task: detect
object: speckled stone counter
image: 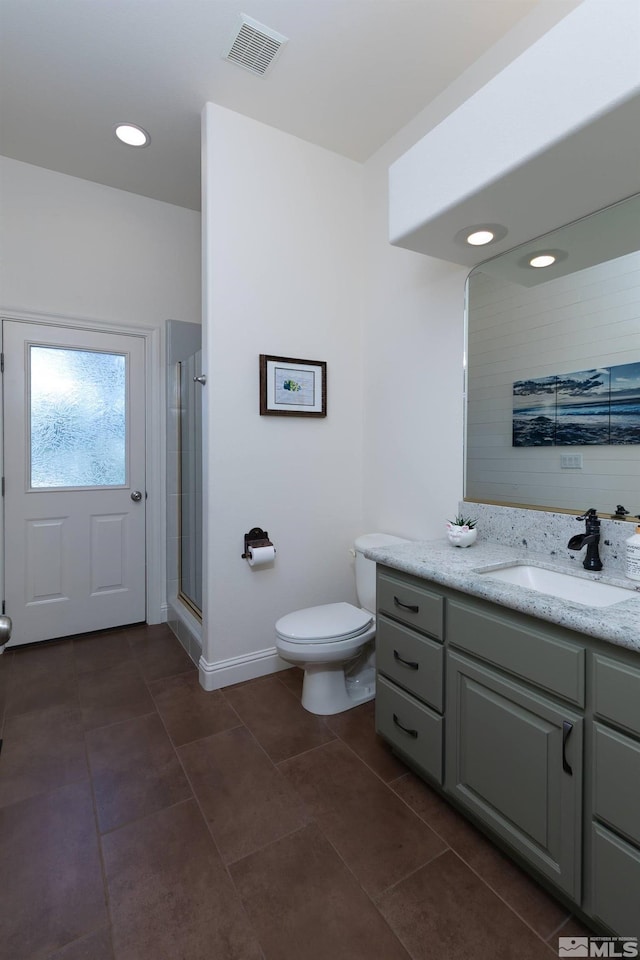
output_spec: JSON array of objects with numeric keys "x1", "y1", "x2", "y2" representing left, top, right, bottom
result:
[{"x1": 365, "y1": 538, "x2": 640, "y2": 653}]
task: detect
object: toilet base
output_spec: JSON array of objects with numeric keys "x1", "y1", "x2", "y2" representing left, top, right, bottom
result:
[{"x1": 301, "y1": 662, "x2": 375, "y2": 715}]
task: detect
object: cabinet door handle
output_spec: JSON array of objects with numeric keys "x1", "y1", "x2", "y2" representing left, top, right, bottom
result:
[
  {"x1": 562, "y1": 720, "x2": 573, "y2": 775},
  {"x1": 393, "y1": 595, "x2": 419, "y2": 614},
  {"x1": 393, "y1": 650, "x2": 419, "y2": 670},
  {"x1": 392, "y1": 713, "x2": 418, "y2": 738}
]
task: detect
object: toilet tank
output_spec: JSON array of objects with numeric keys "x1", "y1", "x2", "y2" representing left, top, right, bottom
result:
[{"x1": 354, "y1": 533, "x2": 409, "y2": 613}]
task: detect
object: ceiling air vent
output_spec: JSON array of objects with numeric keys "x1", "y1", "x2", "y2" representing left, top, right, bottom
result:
[{"x1": 222, "y1": 14, "x2": 288, "y2": 76}]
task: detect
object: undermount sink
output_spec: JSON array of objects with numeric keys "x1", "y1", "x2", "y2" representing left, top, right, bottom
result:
[{"x1": 478, "y1": 564, "x2": 637, "y2": 608}]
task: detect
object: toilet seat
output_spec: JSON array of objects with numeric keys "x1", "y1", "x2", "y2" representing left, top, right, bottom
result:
[{"x1": 275, "y1": 602, "x2": 373, "y2": 644}]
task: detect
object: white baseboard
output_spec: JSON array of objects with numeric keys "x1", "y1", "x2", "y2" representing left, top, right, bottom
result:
[{"x1": 198, "y1": 646, "x2": 290, "y2": 691}]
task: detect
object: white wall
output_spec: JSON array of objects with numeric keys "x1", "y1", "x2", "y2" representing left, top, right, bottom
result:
[
  {"x1": 0, "y1": 156, "x2": 202, "y2": 626},
  {"x1": 200, "y1": 104, "x2": 366, "y2": 685},
  {"x1": 359, "y1": 0, "x2": 640, "y2": 542},
  {"x1": 0, "y1": 157, "x2": 201, "y2": 327},
  {"x1": 388, "y1": 0, "x2": 640, "y2": 262},
  {"x1": 355, "y1": 0, "x2": 583, "y2": 542},
  {"x1": 361, "y1": 148, "x2": 467, "y2": 540}
]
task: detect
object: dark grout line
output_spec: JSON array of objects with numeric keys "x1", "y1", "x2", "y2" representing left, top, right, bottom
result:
[
  {"x1": 447, "y1": 847, "x2": 568, "y2": 950},
  {"x1": 373, "y1": 845, "x2": 451, "y2": 903}
]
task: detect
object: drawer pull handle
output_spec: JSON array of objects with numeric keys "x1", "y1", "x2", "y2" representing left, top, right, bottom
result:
[
  {"x1": 562, "y1": 720, "x2": 573, "y2": 775},
  {"x1": 393, "y1": 650, "x2": 419, "y2": 670},
  {"x1": 393, "y1": 595, "x2": 419, "y2": 614},
  {"x1": 393, "y1": 713, "x2": 418, "y2": 739}
]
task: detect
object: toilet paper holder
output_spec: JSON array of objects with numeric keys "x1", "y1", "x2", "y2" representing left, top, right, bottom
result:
[{"x1": 242, "y1": 527, "x2": 274, "y2": 559}]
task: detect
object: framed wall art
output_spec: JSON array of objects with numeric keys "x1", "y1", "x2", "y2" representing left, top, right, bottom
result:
[{"x1": 259, "y1": 355, "x2": 327, "y2": 417}]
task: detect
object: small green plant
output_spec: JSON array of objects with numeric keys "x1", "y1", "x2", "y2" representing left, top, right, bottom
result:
[{"x1": 448, "y1": 514, "x2": 478, "y2": 529}]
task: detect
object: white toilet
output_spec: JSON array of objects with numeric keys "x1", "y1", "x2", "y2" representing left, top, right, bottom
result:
[{"x1": 275, "y1": 533, "x2": 408, "y2": 715}]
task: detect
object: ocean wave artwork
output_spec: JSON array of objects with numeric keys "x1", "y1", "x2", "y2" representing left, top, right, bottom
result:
[{"x1": 513, "y1": 362, "x2": 640, "y2": 446}]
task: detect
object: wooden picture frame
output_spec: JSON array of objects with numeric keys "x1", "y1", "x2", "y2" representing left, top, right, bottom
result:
[{"x1": 259, "y1": 355, "x2": 327, "y2": 417}]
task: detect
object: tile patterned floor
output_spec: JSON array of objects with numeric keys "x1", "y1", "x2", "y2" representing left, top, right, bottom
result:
[{"x1": 0, "y1": 624, "x2": 593, "y2": 960}]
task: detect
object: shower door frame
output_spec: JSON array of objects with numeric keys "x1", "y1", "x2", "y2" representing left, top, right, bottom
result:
[{"x1": 177, "y1": 355, "x2": 203, "y2": 621}]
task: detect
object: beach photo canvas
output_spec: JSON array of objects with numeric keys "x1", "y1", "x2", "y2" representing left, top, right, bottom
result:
[
  {"x1": 609, "y1": 361, "x2": 640, "y2": 444},
  {"x1": 554, "y1": 368, "x2": 610, "y2": 445},
  {"x1": 512, "y1": 362, "x2": 640, "y2": 447},
  {"x1": 512, "y1": 375, "x2": 557, "y2": 446}
]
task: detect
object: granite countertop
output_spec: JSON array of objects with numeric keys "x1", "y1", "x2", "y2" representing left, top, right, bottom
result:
[{"x1": 365, "y1": 539, "x2": 640, "y2": 653}]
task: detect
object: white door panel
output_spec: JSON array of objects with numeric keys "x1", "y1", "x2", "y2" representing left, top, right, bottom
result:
[{"x1": 3, "y1": 321, "x2": 146, "y2": 646}]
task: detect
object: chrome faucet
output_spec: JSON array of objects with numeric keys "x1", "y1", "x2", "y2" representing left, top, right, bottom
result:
[{"x1": 567, "y1": 508, "x2": 603, "y2": 571}]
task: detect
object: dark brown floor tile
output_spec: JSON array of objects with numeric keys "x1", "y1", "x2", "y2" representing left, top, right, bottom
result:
[
  {"x1": 86, "y1": 713, "x2": 192, "y2": 834},
  {"x1": 10, "y1": 638, "x2": 75, "y2": 680},
  {"x1": 102, "y1": 799, "x2": 263, "y2": 960},
  {"x1": 73, "y1": 632, "x2": 135, "y2": 678},
  {"x1": 127, "y1": 626, "x2": 195, "y2": 683},
  {"x1": 149, "y1": 672, "x2": 241, "y2": 746},
  {"x1": 46, "y1": 927, "x2": 114, "y2": 960},
  {"x1": 392, "y1": 772, "x2": 570, "y2": 938},
  {"x1": 326, "y1": 700, "x2": 409, "y2": 782},
  {"x1": 553, "y1": 915, "x2": 598, "y2": 940},
  {"x1": 0, "y1": 649, "x2": 14, "y2": 725},
  {"x1": 231, "y1": 824, "x2": 411, "y2": 960},
  {"x1": 125, "y1": 622, "x2": 174, "y2": 644},
  {"x1": 6, "y1": 640, "x2": 78, "y2": 719},
  {"x1": 78, "y1": 660, "x2": 155, "y2": 730},
  {"x1": 5, "y1": 673, "x2": 79, "y2": 720},
  {"x1": 223, "y1": 675, "x2": 335, "y2": 763},
  {"x1": 277, "y1": 666, "x2": 304, "y2": 697},
  {"x1": 0, "y1": 704, "x2": 88, "y2": 808},
  {"x1": 378, "y1": 849, "x2": 555, "y2": 960},
  {"x1": 280, "y1": 739, "x2": 446, "y2": 897},
  {"x1": 0, "y1": 781, "x2": 107, "y2": 960},
  {"x1": 179, "y1": 725, "x2": 311, "y2": 863}
]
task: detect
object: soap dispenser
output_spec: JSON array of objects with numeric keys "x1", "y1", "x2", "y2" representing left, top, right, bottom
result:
[{"x1": 625, "y1": 525, "x2": 640, "y2": 581}]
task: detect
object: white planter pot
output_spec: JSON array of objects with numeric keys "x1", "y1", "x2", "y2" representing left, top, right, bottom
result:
[{"x1": 446, "y1": 526, "x2": 478, "y2": 548}]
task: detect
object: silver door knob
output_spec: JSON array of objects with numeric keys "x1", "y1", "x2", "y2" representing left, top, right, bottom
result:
[
  {"x1": 131, "y1": 490, "x2": 143, "y2": 502},
  {"x1": 193, "y1": 375, "x2": 207, "y2": 385},
  {"x1": 0, "y1": 615, "x2": 12, "y2": 648}
]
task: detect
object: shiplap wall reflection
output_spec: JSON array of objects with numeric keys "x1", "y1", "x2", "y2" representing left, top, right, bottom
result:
[{"x1": 466, "y1": 250, "x2": 640, "y2": 515}]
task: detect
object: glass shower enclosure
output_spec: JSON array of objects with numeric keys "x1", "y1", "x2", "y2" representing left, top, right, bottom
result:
[{"x1": 177, "y1": 349, "x2": 203, "y2": 617}]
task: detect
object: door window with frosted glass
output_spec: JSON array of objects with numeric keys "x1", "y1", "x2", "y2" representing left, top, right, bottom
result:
[{"x1": 29, "y1": 345, "x2": 127, "y2": 488}]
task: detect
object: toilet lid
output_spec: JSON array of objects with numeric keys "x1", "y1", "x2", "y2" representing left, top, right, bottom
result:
[{"x1": 276, "y1": 602, "x2": 373, "y2": 643}]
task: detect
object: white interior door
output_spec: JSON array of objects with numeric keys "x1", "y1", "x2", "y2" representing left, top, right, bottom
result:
[{"x1": 3, "y1": 320, "x2": 147, "y2": 646}]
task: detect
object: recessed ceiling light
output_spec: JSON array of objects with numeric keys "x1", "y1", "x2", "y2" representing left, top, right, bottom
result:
[
  {"x1": 454, "y1": 223, "x2": 508, "y2": 248},
  {"x1": 529, "y1": 254, "x2": 557, "y2": 268},
  {"x1": 114, "y1": 123, "x2": 150, "y2": 147},
  {"x1": 467, "y1": 230, "x2": 494, "y2": 246}
]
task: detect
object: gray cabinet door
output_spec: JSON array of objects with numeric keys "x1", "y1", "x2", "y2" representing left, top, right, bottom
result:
[
  {"x1": 591, "y1": 823, "x2": 640, "y2": 938},
  {"x1": 446, "y1": 650, "x2": 583, "y2": 901}
]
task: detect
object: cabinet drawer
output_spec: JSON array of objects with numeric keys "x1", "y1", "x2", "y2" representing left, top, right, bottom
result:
[
  {"x1": 593, "y1": 654, "x2": 640, "y2": 738},
  {"x1": 593, "y1": 723, "x2": 640, "y2": 847},
  {"x1": 375, "y1": 675, "x2": 443, "y2": 784},
  {"x1": 377, "y1": 570, "x2": 443, "y2": 638},
  {"x1": 377, "y1": 615, "x2": 443, "y2": 711},
  {"x1": 448, "y1": 599, "x2": 585, "y2": 706},
  {"x1": 591, "y1": 823, "x2": 640, "y2": 938}
]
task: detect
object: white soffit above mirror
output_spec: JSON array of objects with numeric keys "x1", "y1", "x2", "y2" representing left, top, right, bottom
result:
[
  {"x1": 389, "y1": 0, "x2": 640, "y2": 268},
  {"x1": 478, "y1": 194, "x2": 640, "y2": 288}
]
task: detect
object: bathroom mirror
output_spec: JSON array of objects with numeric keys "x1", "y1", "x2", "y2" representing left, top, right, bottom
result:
[{"x1": 464, "y1": 193, "x2": 640, "y2": 519}]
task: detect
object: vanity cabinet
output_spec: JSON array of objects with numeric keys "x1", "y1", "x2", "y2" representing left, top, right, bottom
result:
[
  {"x1": 589, "y1": 654, "x2": 640, "y2": 936},
  {"x1": 375, "y1": 562, "x2": 640, "y2": 936},
  {"x1": 375, "y1": 570, "x2": 445, "y2": 784}
]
